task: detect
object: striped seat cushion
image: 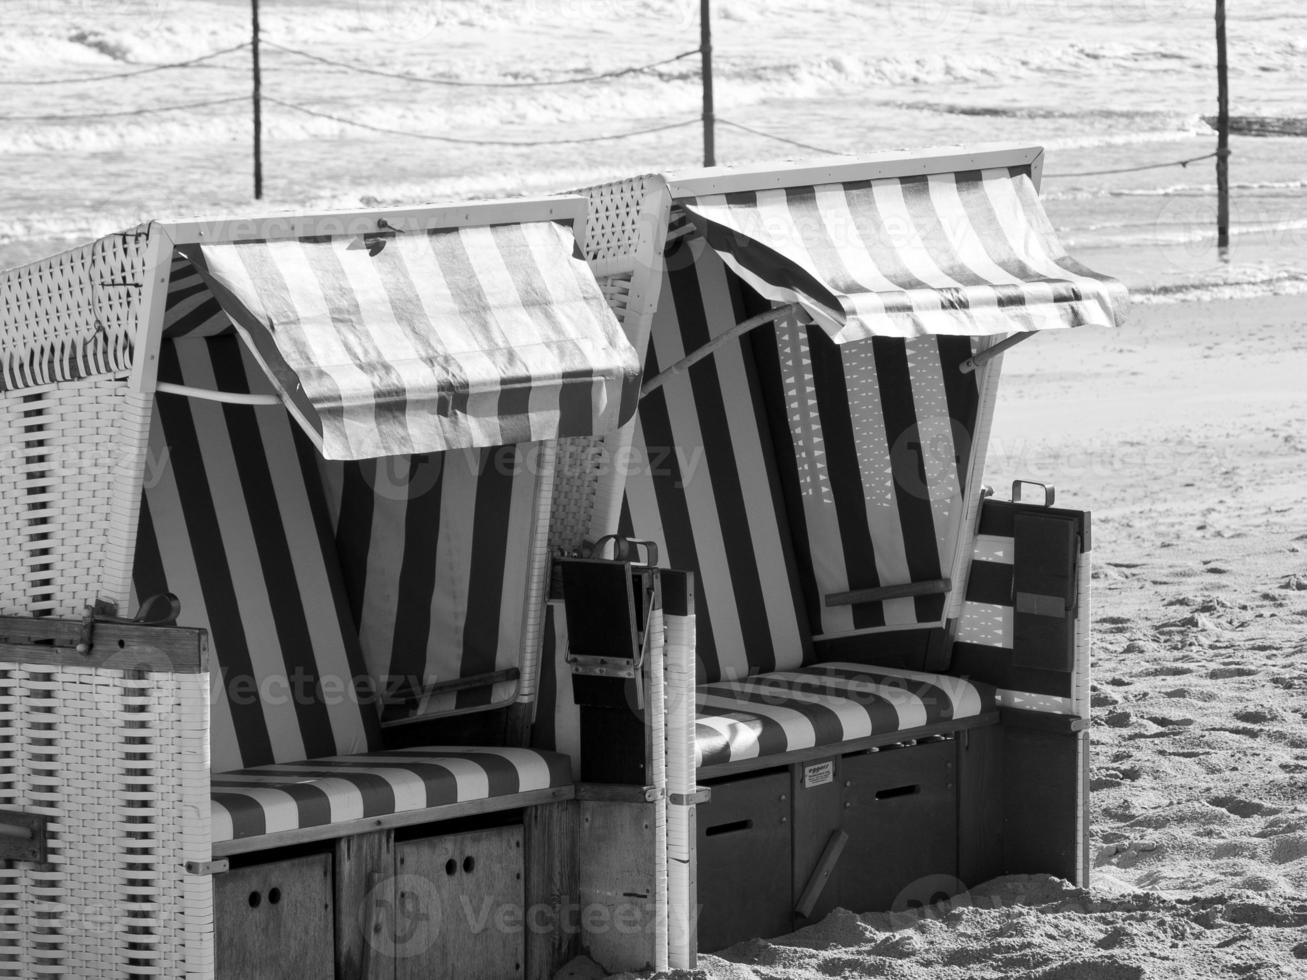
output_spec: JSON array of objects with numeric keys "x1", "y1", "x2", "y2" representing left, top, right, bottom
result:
[
  {"x1": 695, "y1": 663, "x2": 997, "y2": 769},
  {"x1": 211, "y1": 747, "x2": 572, "y2": 844}
]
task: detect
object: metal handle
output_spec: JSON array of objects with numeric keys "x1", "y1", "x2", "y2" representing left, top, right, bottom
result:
[{"x1": 1011, "y1": 480, "x2": 1055, "y2": 508}]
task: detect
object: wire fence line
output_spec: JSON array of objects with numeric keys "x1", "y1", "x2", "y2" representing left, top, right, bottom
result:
[
  {"x1": 264, "y1": 40, "x2": 700, "y2": 88},
  {"x1": 266, "y1": 97, "x2": 700, "y2": 146},
  {"x1": 0, "y1": 35, "x2": 1244, "y2": 179},
  {"x1": 0, "y1": 42, "x2": 252, "y2": 86}
]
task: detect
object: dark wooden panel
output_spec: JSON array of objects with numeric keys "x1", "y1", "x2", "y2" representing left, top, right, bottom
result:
[
  {"x1": 839, "y1": 741, "x2": 958, "y2": 913},
  {"x1": 1011, "y1": 513, "x2": 1079, "y2": 673},
  {"x1": 334, "y1": 830, "x2": 394, "y2": 980},
  {"x1": 950, "y1": 642, "x2": 1074, "y2": 698},
  {"x1": 1002, "y1": 727, "x2": 1088, "y2": 885},
  {"x1": 0, "y1": 616, "x2": 206, "y2": 672},
  {"x1": 791, "y1": 757, "x2": 843, "y2": 927},
  {"x1": 577, "y1": 800, "x2": 660, "y2": 972},
  {"x1": 659, "y1": 569, "x2": 696, "y2": 618},
  {"x1": 964, "y1": 560, "x2": 1013, "y2": 606},
  {"x1": 524, "y1": 801, "x2": 579, "y2": 980},
  {"x1": 957, "y1": 724, "x2": 1004, "y2": 888},
  {"x1": 696, "y1": 770, "x2": 793, "y2": 952},
  {"x1": 396, "y1": 827, "x2": 525, "y2": 980},
  {"x1": 976, "y1": 499, "x2": 1091, "y2": 552},
  {"x1": 215, "y1": 853, "x2": 334, "y2": 980}
]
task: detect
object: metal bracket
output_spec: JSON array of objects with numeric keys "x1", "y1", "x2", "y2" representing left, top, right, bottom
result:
[
  {"x1": 567, "y1": 654, "x2": 637, "y2": 679},
  {"x1": 185, "y1": 858, "x2": 230, "y2": 876},
  {"x1": 668, "y1": 786, "x2": 712, "y2": 806},
  {"x1": 0, "y1": 810, "x2": 49, "y2": 863}
]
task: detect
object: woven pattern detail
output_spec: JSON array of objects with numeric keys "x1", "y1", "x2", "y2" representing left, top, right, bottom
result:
[
  {"x1": 598, "y1": 272, "x2": 633, "y2": 324},
  {"x1": 0, "y1": 232, "x2": 149, "y2": 392},
  {"x1": 0, "y1": 663, "x2": 212, "y2": 978},
  {"x1": 579, "y1": 175, "x2": 658, "y2": 264},
  {"x1": 548, "y1": 436, "x2": 608, "y2": 556},
  {"x1": 0, "y1": 377, "x2": 139, "y2": 618}
]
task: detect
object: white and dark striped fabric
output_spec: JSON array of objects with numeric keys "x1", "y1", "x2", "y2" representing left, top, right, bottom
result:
[
  {"x1": 695, "y1": 663, "x2": 996, "y2": 769},
  {"x1": 756, "y1": 317, "x2": 980, "y2": 635},
  {"x1": 210, "y1": 746, "x2": 572, "y2": 844},
  {"x1": 317, "y1": 445, "x2": 540, "y2": 722},
  {"x1": 132, "y1": 336, "x2": 380, "y2": 773},
  {"x1": 180, "y1": 220, "x2": 640, "y2": 460},
  {"x1": 680, "y1": 167, "x2": 1128, "y2": 344},
  {"x1": 619, "y1": 241, "x2": 811, "y2": 684}
]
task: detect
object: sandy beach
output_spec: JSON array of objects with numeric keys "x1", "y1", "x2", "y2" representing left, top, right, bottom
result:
[{"x1": 585, "y1": 292, "x2": 1307, "y2": 980}]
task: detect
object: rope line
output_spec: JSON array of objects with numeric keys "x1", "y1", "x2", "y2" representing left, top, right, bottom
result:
[
  {"x1": 0, "y1": 42, "x2": 251, "y2": 86},
  {"x1": 0, "y1": 96, "x2": 247, "y2": 122},
  {"x1": 717, "y1": 118, "x2": 844, "y2": 156},
  {"x1": 267, "y1": 97, "x2": 698, "y2": 145},
  {"x1": 1044, "y1": 152, "x2": 1219, "y2": 178},
  {"x1": 264, "y1": 41, "x2": 700, "y2": 87}
]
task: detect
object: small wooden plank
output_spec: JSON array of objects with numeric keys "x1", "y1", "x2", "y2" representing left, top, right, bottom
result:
[
  {"x1": 957, "y1": 724, "x2": 1004, "y2": 888},
  {"x1": 397, "y1": 826, "x2": 525, "y2": 980},
  {"x1": 215, "y1": 853, "x2": 334, "y2": 980},
  {"x1": 0, "y1": 810, "x2": 47, "y2": 863},
  {"x1": 795, "y1": 830, "x2": 848, "y2": 919},
  {"x1": 826, "y1": 578, "x2": 950, "y2": 608},
  {"x1": 577, "y1": 800, "x2": 660, "y2": 973},
  {"x1": 334, "y1": 830, "x2": 394, "y2": 980},
  {"x1": 0, "y1": 616, "x2": 206, "y2": 672},
  {"x1": 524, "y1": 801, "x2": 580, "y2": 980},
  {"x1": 575, "y1": 783, "x2": 659, "y2": 804},
  {"x1": 213, "y1": 786, "x2": 573, "y2": 858},
  {"x1": 1002, "y1": 726, "x2": 1088, "y2": 885}
]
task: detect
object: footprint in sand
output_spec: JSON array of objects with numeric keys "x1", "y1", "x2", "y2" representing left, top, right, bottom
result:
[{"x1": 1208, "y1": 666, "x2": 1260, "y2": 679}]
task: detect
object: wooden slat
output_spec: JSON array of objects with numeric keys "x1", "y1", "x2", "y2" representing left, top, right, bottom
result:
[
  {"x1": 0, "y1": 616, "x2": 207, "y2": 672},
  {"x1": 524, "y1": 801, "x2": 580, "y2": 980},
  {"x1": 334, "y1": 830, "x2": 394, "y2": 980},
  {"x1": 825, "y1": 578, "x2": 951, "y2": 608},
  {"x1": 212, "y1": 786, "x2": 574, "y2": 858}
]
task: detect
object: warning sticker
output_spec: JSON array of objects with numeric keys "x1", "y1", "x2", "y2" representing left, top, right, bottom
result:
[{"x1": 803, "y1": 761, "x2": 834, "y2": 789}]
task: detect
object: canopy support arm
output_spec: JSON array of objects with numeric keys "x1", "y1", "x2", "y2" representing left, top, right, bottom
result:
[
  {"x1": 640, "y1": 303, "x2": 803, "y2": 399},
  {"x1": 960, "y1": 332, "x2": 1033, "y2": 374},
  {"x1": 155, "y1": 381, "x2": 282, "y2": 406}
]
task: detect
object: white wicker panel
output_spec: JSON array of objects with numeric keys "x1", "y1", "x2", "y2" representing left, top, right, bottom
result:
[
  {"x1": 0, "y1": 377, "x2": 141, "y2": 619},
  {"x1": 579, "y1": 175, "x2": 659, "y2": 266},
  {"x1": 0, "y1": 663, "x2": 211, "y2": 979},
  {"x1": 0, "y1": 232, "x2": 147, "y2": 393},
  {"x1": 548, "y1": 436, "x2": 608, "y2": 557}
]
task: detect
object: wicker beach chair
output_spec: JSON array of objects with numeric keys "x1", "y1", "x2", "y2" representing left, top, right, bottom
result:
[
  {"x1": 0, "y1": 197, "x2": 645, "y2": 978},
  {"x1": 545, "y1": 146, "x2": 1128, "y2": 967}
]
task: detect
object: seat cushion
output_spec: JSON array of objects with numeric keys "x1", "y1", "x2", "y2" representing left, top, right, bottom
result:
[
  {"x1": 210, "y1": 747, "x2": 572, "y2": 845},
  {"x1": 695, "y1": 662, "x2": 997, "y2": 769}
]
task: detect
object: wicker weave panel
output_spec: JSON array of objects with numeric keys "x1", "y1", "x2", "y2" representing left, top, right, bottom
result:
[
  {"x1": 579, "y1": 175, "x2": 659, "y2": 265},
  {"x1": 548, "y1": 436, "x2": 609, "y2": 557},
  {"x1": 0, "y1": 663, "x2": 211, "y2": 978},
  {"x1": 0, "y1": 377, "x2": 142, "y2": 619},
  {"x1": 0, "y1": 232, "x2": 148, "y2": 393}
]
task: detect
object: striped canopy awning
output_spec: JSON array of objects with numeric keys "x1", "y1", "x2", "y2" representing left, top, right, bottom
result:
[
  {"x1": 678, "y1": 167, "x2": 1128, "y2": 344},
  {"x1": 178, "y1": 220, "x2": 640, "y2": 460}
]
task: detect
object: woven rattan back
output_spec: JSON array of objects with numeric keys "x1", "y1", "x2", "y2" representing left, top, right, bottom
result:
[
  {"x1": 550, "y1": 175, "x2": 669, "y2": 556},
  {"x1": 0, "y1": 230, "x2": 156, "y2": 618}
]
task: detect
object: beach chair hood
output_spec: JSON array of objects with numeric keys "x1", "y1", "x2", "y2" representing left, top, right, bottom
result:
[
  {"x1": 676, "y1": 165, "x2": 1128, "y2": 343},
  {"x1": 165, "y1": 216, "x2": 640, "y2": 460}
]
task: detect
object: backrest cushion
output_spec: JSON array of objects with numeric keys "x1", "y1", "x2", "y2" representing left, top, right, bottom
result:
[
  {"x1": 132, "y1": 336, "x2": 379, "y2": 773},
  {"x1": 752, "y1": 321, "x2": 981, "y2": 636},
  {"x1": 317, "y1": 444, "x2": 540, "y2": 721},
  {"x1": 619, "y1": 239, "x2": 810, "y2": 684}
]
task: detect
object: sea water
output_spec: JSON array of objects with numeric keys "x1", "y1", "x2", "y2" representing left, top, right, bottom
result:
[{"x1": 1, "y1": 0, "x2": 1304, "y2": 298}]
